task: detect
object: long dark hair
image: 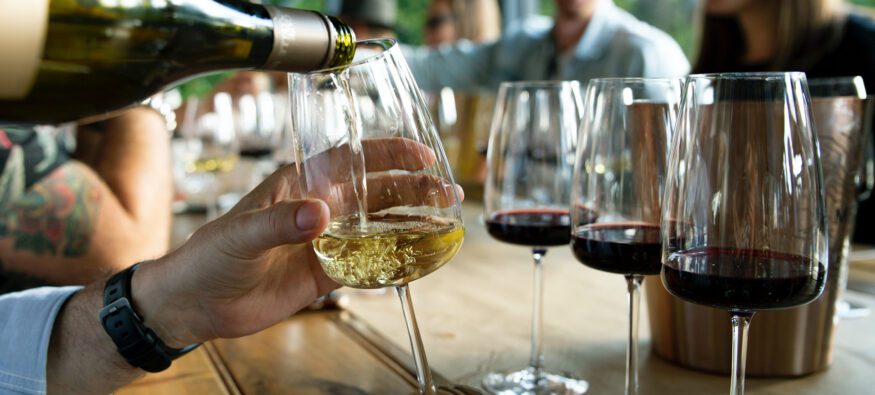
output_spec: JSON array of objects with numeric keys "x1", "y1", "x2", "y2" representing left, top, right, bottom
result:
[{"x1": 693, "y1": 0, "x2": 846, "y2": 73}]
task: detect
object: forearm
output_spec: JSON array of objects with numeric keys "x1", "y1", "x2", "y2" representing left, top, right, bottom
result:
[
  {"x1": 1, "y1": 162, "x2": 167, "y2": 285},
  {"x1": 46, "y1": 282, "x2": 143, "y2": 395},
  {"x1": 90, "y1": 107, "x2": 172, "y2": 250},
  {"x1": 45, "y1": 258, "x2": 192, "y2": 394}
]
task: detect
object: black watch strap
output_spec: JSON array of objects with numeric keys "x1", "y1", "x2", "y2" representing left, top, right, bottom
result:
[{"x1": 99, "y1": 263, "x2": 199, "y2": 373}]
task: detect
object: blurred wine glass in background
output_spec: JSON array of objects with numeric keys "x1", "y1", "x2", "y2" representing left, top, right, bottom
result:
[
  {"x1": 808, "y1": 76, "x2": 873, "y2": 320},
  {"x1": 175, "y1": 87, "x2": 239, "y2": 219}
]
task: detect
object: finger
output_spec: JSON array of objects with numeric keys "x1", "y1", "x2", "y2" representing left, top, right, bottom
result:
[
  {"x1": 305, "y1": 137, "x2": 438, "y2": 182},
  {"x1": 223, "y1": 199, "x2": 329, "y2": 254},
  {"x1": 327, "y1": 174, "x2": 462, "y2": 214},
  {"x1": 235, "y1": 138, "x2": 437, "y2": 212},
  {"x1": 232, "y1": 165, "x2": 300, "y2": 213}
]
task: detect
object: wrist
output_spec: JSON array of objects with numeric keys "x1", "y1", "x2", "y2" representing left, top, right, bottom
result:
[{"x1": 130, "y1": 260, "x2": 201, "y2": 348}]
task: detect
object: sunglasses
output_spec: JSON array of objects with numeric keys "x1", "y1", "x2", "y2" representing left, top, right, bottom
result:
[{"x1": 425, "y1": 13, "x2": 455, "y2": 29}]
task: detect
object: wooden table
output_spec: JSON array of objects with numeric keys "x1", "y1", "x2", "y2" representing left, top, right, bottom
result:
[{"x1": 118, "y1": 203, "x2": 875, "y2": 394}]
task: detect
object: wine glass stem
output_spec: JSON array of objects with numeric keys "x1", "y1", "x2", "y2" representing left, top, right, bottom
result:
[
  {"x1": 205, "y1": 173, "x2": 221, "y2": 221},
  {"x1": 625, "y1": 274, "x2": 644, "y2": 395},
  {"x1": 396, "y1": 284, "x2": 436, "y2": 395},
  {"x1": 730, "y1": 312, "x2": 754, "y2": 395},
  {"x1": 528, "y1": 248, "x2": 547, "y2": 377}
]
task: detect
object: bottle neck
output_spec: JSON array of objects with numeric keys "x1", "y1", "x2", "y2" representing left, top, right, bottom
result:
[
  {"x1": 262, "y1": 7, "x2": 334, "y2": 72},
  {"x1": 262, "y1": 7, "x2": 356, "y2": 72}
]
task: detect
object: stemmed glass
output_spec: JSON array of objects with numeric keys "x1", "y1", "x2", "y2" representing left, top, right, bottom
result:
[
  {"x1": 289, "y1": 39, "x2": 464, "y2": 395},
  {"x1": 808, "y1": 77, "x2": 872, "y2": 320},
  {"x1": 570, "y1": 78, "x2": 681, "y2": 395},
  {"x1": 661, "y1": 72, "x2": 828, "y2": 395},
  {"x1": 483, "y1": 81, "x2": 589, "y2": 394},
  {"x1": 177, "y1": 89, "x2": 239, "y2": 218}
]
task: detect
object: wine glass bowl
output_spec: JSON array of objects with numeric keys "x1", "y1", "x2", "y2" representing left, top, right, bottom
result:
[
  {"x1": 218, "y1": 71, "x2": 284, "y2": 159},
  {"x1": 570, "y1": 78, "x2": 682, "y2": 395},
  {"x1": 314, "y1": 210, "x2": 464, "y2": 289},
  {"x1": 289, "y1": 38, "x2": 463, "y2": 394},
  {"x1": 660, "y1": 72, "x2": 828, "y2": 395},
  {"x1": 482, "y1": 80, "x2": 588, "y2": 394},
  {"x1": 178, "y1": 91, "x2": 239, "y2": 175},
  {"x1": 808, "y1": 76, "x2": 872, "y2": 320}
]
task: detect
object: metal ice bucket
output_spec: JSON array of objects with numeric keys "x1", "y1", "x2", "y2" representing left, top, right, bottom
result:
[{"x1": 645, "y1": 92, "x2": 873, "y2": 376}]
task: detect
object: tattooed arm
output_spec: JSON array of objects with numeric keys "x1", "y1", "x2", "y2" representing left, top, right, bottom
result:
[{"x1": 0, "y1": 108, "x2": 172, "y2": 285}]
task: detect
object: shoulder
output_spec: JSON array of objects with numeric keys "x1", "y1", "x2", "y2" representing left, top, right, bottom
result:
[
  {"x1": 844, "y1": 12, "x2": 875, "y2": 46},
  {"x1": 599, "y1": 5, "x2": 690, "y2": 76},
  {"x1": 603, "y1": 5, "x2": 683, "y2": 55},
  {"x1": 501, "y1": 15, "x2": 551, "y2": 42},
  {"x1": 838, "y1": 12, "x2": 875, "y2": 72}
]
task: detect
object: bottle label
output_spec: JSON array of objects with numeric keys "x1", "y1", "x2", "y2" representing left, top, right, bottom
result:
[{"x1": 0, "y1": 0, "x2": 49, "y2": 99}]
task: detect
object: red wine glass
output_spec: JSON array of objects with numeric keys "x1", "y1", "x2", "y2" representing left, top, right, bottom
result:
[
  {"x1": 570, "y1": 78, "x2": 682, "y2": 395},
  {"x1": 661, "y1": 72, "x2": 828, "y2": 395},
  {"x1": 808, "y1": 76, "x2": 871, "y2": 320},
  {"x1": 483, "y1": 81, "x2": 588, "y2": 394}
]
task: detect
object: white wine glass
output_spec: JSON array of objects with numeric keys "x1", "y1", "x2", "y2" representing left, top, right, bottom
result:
[
  {"x1": 289, "y1": 39, "x2": 464, "y2": 395},
  {"x1": 177, "y1": 89, "x2": 239, "y2": 218}
]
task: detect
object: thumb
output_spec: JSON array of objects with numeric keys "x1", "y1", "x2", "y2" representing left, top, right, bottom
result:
[{"x1": 225, "y1": 199, "x2": 329, "y2": 254}]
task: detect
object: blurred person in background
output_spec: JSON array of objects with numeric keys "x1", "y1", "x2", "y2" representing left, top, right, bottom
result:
[
  {"x1": 0, "y1": 109, "x2": 172, "y2": 294},
  {"x1": 423, "y1": 0, "x2": 503, "y2": 200},
  {"x1": 692, "y1": 0, "x2": 875, "y2": 242},
  {"x1": 338, "y1": 0, "x2": 397, "y2": 40},
  {"x1": 424, "y1": 0, "x2": 502, "y2": 47},
  {"x1": 405, "y1": 0, "x2": 690, "y2": 92}
]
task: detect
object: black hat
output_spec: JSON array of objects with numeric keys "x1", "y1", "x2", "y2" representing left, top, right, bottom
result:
[{"x1": 339, "y1": 0, "x2": 397, "y2": 31}]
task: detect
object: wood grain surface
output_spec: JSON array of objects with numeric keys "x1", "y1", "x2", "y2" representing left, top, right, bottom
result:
[{"x1": 117, "y1": 202, "x2": 875, "y2": 394}]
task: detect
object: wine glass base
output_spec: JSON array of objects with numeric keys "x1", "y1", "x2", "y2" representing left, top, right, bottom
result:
[{"x1": 482, "y1": 367, "x2": 588, "y2": 395}]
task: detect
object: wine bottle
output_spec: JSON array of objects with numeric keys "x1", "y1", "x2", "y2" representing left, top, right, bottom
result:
[{"x1": 0, "y1": 0, "x2": 355, "y2": 124}]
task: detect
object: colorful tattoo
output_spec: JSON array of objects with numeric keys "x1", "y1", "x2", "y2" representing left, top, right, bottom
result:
[{"x1": 0, "y1": 165, "x2": 101, "y2": 257}]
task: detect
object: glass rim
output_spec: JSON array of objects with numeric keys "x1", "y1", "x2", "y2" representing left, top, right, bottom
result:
[
  {"x1": 807, "y1": 75, "x2": 864, "y2": 84},
  {"x1": 498, "y1": 80, "x2": 581, "y2": 89},
  {"x1": 806, "y1": 76, "x2": 867, "y2": 99},
  {"x1": 292, "y1": 38, "x2": 398, "y2": 75},
  {"x1": 687, "y1": 72, "x2": 807, "y2": 80},
  {"x1": 588, "y1": 77, "x2": 683, "y2": 85}
]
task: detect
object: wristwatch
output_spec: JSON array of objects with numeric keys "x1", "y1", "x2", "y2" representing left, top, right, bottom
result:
[{"x1": 99, "y1": 263, "x2": 199, "y2": 373}]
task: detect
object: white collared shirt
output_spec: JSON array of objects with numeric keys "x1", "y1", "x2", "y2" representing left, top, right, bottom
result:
[{"x1": 404, "y1": 0, "x2": 690, "y2": 92}]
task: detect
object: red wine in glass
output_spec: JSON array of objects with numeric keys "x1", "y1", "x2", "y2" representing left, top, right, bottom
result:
[
  {"x1": 571, "y1": 223, "x2": 662, "y2": 275},
  {"x1": 486, "y1": 209, "x2": 572, "y2": 246},
  {"x1": 662, "y1": 248, "x2": 827, "y2": 310}
]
